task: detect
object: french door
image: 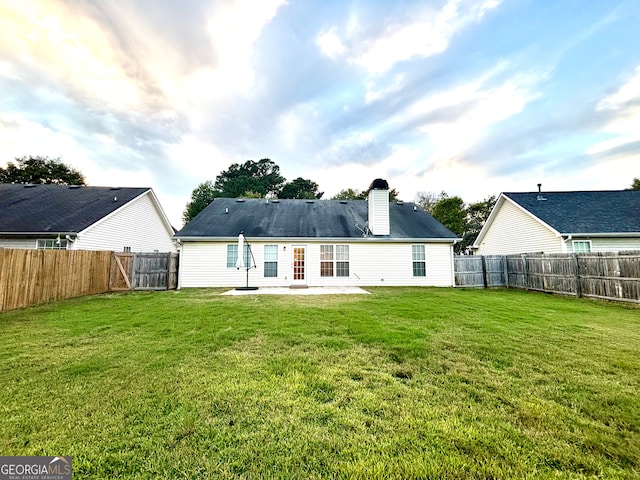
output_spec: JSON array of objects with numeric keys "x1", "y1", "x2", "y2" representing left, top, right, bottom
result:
[{"x1": 291, "y1": 245, "x2": 307, "y2": 286}]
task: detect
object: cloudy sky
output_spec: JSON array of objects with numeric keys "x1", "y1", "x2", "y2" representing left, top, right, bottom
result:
[{"x1": 1, "y1": 0, "x2": 639, "y2": 227}]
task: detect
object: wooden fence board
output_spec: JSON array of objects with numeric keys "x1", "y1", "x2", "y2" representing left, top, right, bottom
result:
[
  {"x1": 0, "y1": 249, "x2": 111, "y2": 312},
  {"x1": 455, "y1": 252, "x2": 640, "y2": 303}
]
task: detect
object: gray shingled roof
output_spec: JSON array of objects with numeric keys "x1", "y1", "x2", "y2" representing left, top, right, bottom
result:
[
  {"x1": 505, "y1": 190, "x2": 640, "y2": 234},
  {"x1": 0, "y1": 184, "x2": 150, "y2": 234},
  {"x1": 176, "y1": 198, "x2": 458, "y2": 240}
]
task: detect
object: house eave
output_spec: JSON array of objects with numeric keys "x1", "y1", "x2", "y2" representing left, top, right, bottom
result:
[
  {"x1": 0, "y1": 231, "x2": 78, "y2": 238},
  {"x1": 174, "y1": 235, "x2": 459, "y2": 244},
  {"x1": 560, "y1": 232, "x2": 640, "y2": 238}
]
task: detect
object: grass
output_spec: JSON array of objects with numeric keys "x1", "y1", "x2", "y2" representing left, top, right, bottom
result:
[{"x1": 0, "y1": 287, "x2": 639, "y2": 479}]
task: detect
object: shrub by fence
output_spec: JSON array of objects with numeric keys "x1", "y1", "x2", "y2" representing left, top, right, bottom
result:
[
  {"x1": 455, "y1": 252, "x2": 640, "y2": 303},
  {"x1": 1, "y1": 249, "x2": 179, "y2": 312}
]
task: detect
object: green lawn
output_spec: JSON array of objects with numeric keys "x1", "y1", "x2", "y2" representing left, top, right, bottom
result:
[{"x1": 1, "y1": 288, "x2": 639, "y2": 479}]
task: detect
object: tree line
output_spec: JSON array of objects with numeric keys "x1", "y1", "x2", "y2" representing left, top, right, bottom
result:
[{"x1": 3, "y1": 156, "x2": 639, "y2": 250}]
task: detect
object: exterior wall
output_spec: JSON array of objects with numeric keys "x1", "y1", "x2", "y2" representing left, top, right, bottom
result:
[
  {"x1": 178, "y1": 240, "x2": 455, "y2": 288},
  {"x1": 368, "y1": 189, "x2": 390, "y2": 235},
  {"x1": 74, "y1": 192, "x2": 176, "y2": 252},
  {"x1": 0, "y1": 238, "x2": 37, "y2": 249},
  {"x1": 566, "y1": 237, "x2": 640, "y2": 253},
  {"x1": 475, "y1": 199, "x2": 562, "y2": 255}
]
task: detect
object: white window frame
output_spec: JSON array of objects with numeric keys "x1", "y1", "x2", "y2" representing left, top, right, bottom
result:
[
  {"x1": 227, "y1": 244, "x2": 251, "y2": 268},
  {"x1": 37, "y1": 239, "x2": 69, "y2": 250},
  {"x1": 572, "y1": 240, "x2": 592, "y2": 253},
  {"x1": 264, "y1": 245, "x2": 278, "y2": 277},
  {"x1": 412, "y1": 245, "x2": 426, "y2": 277},
  {"x1": 320, "y1": 245, "x2": 350, "y2": 277}
]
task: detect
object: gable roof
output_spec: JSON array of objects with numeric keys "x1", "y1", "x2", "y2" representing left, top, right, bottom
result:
[
  {"x1": 0, "y1": 184, "x2": 151, "y2": 234},
  {"x1": 503, "y1": 190, "x2": 640, "y2": 235},
  {"x1": 176, "y1": 198, "x2": 458, "y2": 241}
]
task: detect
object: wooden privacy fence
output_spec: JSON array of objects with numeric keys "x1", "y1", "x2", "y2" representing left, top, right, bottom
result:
[
  {"x1": 1, "y1": 249, "x2": 179, "y2": 312},
  {"x1": 455, "y1": 252, "x2": 640, "y2": 303},
  {"x1": 110, "y1": 252, "x2": 179, "y2": 291},
  {"x1": 0, "y1": 249, "x2": 111, "y2": 312}
]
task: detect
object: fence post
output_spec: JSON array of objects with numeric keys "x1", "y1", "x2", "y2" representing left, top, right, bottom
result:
[
  {"x1": 481, "y1": 255, "x2": 488, "y2": 288},
  {"x1": 503, "y1": 256, "x2": 509, "y2": 288},
  {"x1": 522, "y1": 255, "x2": 528, "y2": 291},
  {"x1": 572, "y1": 253, "x2": 582, "y2": 298}
]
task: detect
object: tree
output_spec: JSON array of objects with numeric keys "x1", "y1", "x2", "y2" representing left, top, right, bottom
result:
[
  {"x1": 332, "y1": 185, "x2": 400, "y2": 201},
  {"x1": 331, "y1": 188, "x2": 364, "y2": 200},
  {"x1": 415, "y1": 191, "x2": 447, "y2": 214},
  {"x1": 628, "y1": 178, "x2": 640, "y2": 190},
  {"x1": 182, "y1": 180, "x2": 218, "y2": 223},
  {"x1": 214, "y1": 159, "x2": 285, "y2": 198},
  {"x1": 461, "y1": 195, "x2": 496, "y2": 252},
  {"x1": 0, "y1": 156, "x2": 86, "y2": 185},
  {"x1": 279, "y1": 177, "x2": 323, "y2": 199},
  {"x1": 431, "y1": 196, "x2": 466, "y2": 252}
]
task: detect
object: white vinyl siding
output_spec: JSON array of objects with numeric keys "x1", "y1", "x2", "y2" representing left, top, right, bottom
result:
[
  {"x1": 567, "y1": 237, "x2": 640, "y2": 253},
  {"x1": 178, "y1": 241, "x2": 455, "y2": 288},
  {"x1": 476, "y1": 199, "x2": 562, "y2": 255},
  {"x1": 73, "y1": 192, "x2": 176, "y2": 252},
  {"x1": 0, "y1": 239, "x2": 37, "y2": 249}
]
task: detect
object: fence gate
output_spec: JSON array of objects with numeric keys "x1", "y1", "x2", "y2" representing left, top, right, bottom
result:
[
  {"x1": 110, "y1": 253, "x2": 134, "y2": 291},
  {"x1": 110, "y1": 252, "x2": 179, "y2": 291}
]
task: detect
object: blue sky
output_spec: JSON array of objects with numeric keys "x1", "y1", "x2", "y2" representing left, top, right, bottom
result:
[{"x1": 1, "y1": 0, "x2": 638, "y2": 226}]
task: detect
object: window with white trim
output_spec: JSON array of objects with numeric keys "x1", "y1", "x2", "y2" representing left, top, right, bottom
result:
[
  {"x1": 264, "y1": 245, "x2": 278, "y2": 277},
  {"x1": 37, "y1": 239, "x2": 68, "y2": 250},
  {"x1": 572, "y1": 240, "x2": 591, "y2": 253},
  {"x1": 227, "y1": 244, "x2": 251, "y2": 268},
  {"x1": 412, "y1": 245, "x2": 426, "y2": 277},
  {"x1": 320, "y1": 245, "x2": 349, "y2": 277}
]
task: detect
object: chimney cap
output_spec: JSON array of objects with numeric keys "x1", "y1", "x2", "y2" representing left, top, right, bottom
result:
[{"x1": 369, "y1": 178, "x2": 389, "y2": 190}]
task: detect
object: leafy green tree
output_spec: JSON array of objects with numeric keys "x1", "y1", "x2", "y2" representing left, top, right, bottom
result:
[
  {"x1": 182, "y1": 180, "x2": 218, "y2": 223},
  {"x1": 333, "y1": 185, "x2": 400, "y2": 201},
  {"x1": 331, "y1": 188, "x2": 364, "y2": 200},
  {"x1": 0, "y1": 156, "x2": 86, "y2": 185},
  {"x1": 461, "y1": 195, "x2": 496, "y2": 252},
  {"x1": 279, "y1": 177, "x2": 323, "y2": 199},
  {"x1": 214, "y1": 159, "x2": 285, "y2": 198},
  {"x1": 432, "y1": 196, "x2": 466, "y2": 252},
  {"x1": 628, "y1": 178, "x2": 640, "y2": 190}
]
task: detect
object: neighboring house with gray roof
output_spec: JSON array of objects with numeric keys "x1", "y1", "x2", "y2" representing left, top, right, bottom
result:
[
  {"x1": 0, "y1": 184, "x2": 176, "y2": 252},
  {"x1": 473, "y1": 189, "x2": 640, "y2": 255},
  {"x1": 175, "y1": 180, "x2": 459, "y2": 288}
]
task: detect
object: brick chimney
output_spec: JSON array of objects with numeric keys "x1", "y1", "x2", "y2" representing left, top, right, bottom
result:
[{"x1": 367, "y1": 179, "x2": 390, "y2": 235}]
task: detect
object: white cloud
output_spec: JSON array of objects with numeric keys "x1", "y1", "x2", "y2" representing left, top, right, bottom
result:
[
  {"x1": 183, "y1": 0, "x2": 286, "y2": 100},
  {"x1": 316, "y1": 28, "x2": 346, "y2": 59},
  {"x1": 318, "y1": 0, "x2": 502, "y2": 74},
  {"x1": 588, "y1": 66, "x2": 640, "y2": 156},
  {"x1": 402, "y1": 64, "x2": 545, "y2": 163},
  {"x1": 365, "y1": 74, "x2": 405, "y2": 104}
]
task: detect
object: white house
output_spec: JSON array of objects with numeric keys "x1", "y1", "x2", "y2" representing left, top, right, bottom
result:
[
  {"x1": 0, "y1": 184, "x2": 177, "y2": 252},
  {"x1": 473, "y1": 189, "x2": 640, "y2": 255},
  {"x1": 175, "y1": 179, "x2": 459, "y2": 288}
]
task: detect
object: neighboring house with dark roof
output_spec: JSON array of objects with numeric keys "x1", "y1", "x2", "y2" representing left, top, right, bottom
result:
[
  {"x1": 0, "y1": 184, "x2": 177, "y2": 252},
  {"x1": 175, "y1": 180, "x2": 459, "y2": 288},
  {"x1": 473, "y1": 189, "x2": 640, "y2": 255}
]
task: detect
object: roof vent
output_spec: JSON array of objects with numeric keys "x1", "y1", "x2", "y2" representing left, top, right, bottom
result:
[
  {"x1": 305, "y1": 200, "x2": 315, "y2": 204},
  {"x1": 536, "y1": 183, "x2": 546, "y2": 201},
  {"x1": 271, "y1": 199, "x2": 280, "y2": 203},
  {"x1": 396, "y1": 200, "x2": 404, "y2": 205},
  {"x1": 339, "y1": 200, "x2": 348, "y2": 204},
  {"x1": 110, "y1": 187, "x2": 121, "y2": 190},
  {"x1": 68, "y1": 185, "x2": 82, "y2": 189},
  {"x1": 24, "y1": 184, "x2": 37, "y2": 188},
  {"x1": 236, "y1": 198, "x2": 245, "y2": 203}
]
